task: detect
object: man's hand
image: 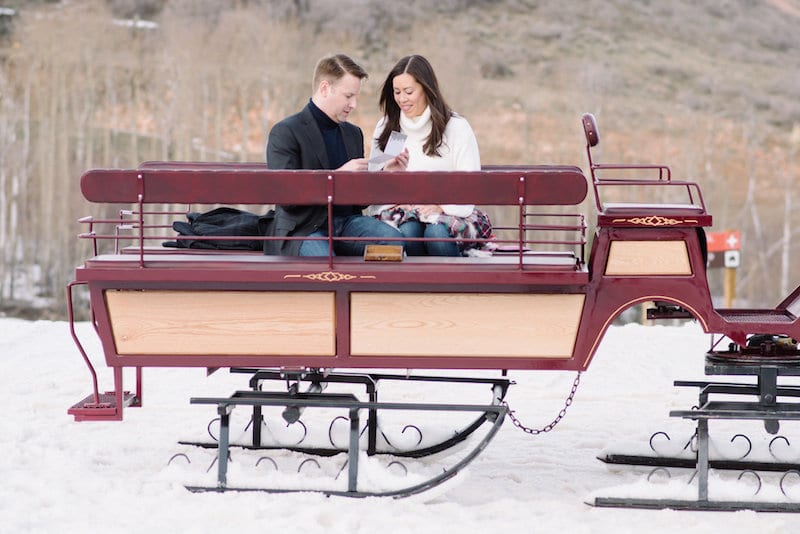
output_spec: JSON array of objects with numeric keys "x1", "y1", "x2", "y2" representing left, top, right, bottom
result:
[{"x1": 338, "y1": 158, "x2": 369, "y2": 171}]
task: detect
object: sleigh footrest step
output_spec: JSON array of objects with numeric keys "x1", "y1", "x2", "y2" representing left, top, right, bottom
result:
[{"x1": 68, "y1": 391, "x2": 138, "y2": 421}]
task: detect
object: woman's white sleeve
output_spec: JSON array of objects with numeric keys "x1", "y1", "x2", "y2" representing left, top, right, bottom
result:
[
  {"x1": 439, "y1": 118, "x2": 480, "y2": 217},
  {"x1": 439, "y1": 204, "x2": 474, "y2": 217},
  {"x1": 453, "y1": 118, "x2": 481, "y2": 171}
]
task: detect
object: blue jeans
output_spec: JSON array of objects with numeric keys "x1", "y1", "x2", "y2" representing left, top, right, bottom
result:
[
  {"x1": 399, "y1": 221, "x2": 460, "y2": 257},
  {"x1": 299, "y1": 215, "x2": 403, "y2": 256}
]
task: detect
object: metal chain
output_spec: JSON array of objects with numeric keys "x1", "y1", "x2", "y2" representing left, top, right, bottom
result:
[{"x1": 501, "y1": 372, "x2": 582, "y2": 435}]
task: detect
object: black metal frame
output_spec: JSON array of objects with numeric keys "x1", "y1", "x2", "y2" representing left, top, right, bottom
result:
[
  {"x1": 186, "y1": 390, "x2": 507, "y2": 497},
  {"x1": 217, "y1": 368, "x2": 511, "y2": 457},
  {"x1": 594, "y1": 357, "x2": 800, "y2": 512}
]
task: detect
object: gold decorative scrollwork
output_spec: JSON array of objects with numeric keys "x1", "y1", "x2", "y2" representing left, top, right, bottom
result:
[
  {"x1": 283, "y1": 271, "x2": 375, "y2": 282},
  {"x1": 612, "y1": 216, "x2": 698, "y2": 226}
]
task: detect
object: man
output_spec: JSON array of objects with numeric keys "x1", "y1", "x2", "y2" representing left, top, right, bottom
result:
[{"x1": 265, "y1": 53, "x2": 407, "y2": 256}]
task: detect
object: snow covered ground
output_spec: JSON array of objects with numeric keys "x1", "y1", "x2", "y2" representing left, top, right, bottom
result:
[{"x1": 3, "y1": 318, "x2": 799, "y2": 533}]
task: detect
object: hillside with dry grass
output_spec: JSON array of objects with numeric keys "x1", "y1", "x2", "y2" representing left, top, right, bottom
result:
[{"x1": 1, "y1": 0, "x2": 799, "y2": 315}]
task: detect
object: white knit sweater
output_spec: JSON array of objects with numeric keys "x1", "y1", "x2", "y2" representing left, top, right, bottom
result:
[{"x1": 367, "y1": 106, "x2": 481, "y2": 218}]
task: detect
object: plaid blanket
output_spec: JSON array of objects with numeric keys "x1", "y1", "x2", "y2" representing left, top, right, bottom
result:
[{"x1": 376, "y1": 207, "x2": 497, "y2": 254}]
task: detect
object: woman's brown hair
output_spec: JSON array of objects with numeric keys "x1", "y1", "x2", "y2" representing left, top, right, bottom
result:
[{"x1": 377, "y1": 55, "x2": 452, "y2": 157}]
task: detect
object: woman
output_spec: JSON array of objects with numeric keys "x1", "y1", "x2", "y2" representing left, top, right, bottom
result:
[{"x1": 368, "y1": 55, "x2": 493, "y2": 256}]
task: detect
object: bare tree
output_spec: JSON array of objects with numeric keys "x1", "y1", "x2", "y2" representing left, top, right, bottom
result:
[{"x1": 1, "y1": 0, "x2": 800, "y2": 318}]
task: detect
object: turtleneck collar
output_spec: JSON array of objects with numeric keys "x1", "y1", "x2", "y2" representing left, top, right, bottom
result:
[
  {"x1": 308, "y1": 98, "x2": 338, "y2": 131},
  {"x1": 399, "y1": 105, "x2": 432, "y2": 134}
]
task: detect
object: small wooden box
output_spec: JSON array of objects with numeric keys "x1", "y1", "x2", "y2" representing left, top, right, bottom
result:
[{"x1": 363, "y1": 244, "x2": 404, "y2": 262}]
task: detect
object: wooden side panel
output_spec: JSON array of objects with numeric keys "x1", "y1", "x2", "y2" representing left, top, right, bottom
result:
[
  {"x1": 605, "y1": 241, "x2": 691, "y2": 275},
  {"x1": 350, "y1": 293, "x2": 585, "y2": 358},
  {"x1": 105, "y1": 290, "x2": 335, "y2": 355}
]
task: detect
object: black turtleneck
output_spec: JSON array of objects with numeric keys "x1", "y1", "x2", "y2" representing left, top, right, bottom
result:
[
  {"x1": 307, "y1": 99, "x2": 357, "y2": 217},
  {"x1": 307, "y1": 99, "x2": 348, "y2": 170}
]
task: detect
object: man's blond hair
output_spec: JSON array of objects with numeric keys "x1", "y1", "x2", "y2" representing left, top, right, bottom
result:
[{"x1": 313, "y1": 53, "x2": 368, "y2": 92}]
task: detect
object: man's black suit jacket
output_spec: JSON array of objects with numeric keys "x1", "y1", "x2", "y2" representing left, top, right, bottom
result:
[{"x1": 264, "y1": 104, "x2": 365, "y2": 255}]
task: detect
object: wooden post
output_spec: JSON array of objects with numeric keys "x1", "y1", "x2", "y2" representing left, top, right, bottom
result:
[
  {"x1": 641, "y1": 301, "x2": 652, "y2": 325},
  {"x1": 724, "y1": 266, "x2": 736, "y2": 308}
]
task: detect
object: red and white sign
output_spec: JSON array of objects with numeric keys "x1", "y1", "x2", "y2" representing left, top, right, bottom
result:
[{"x1": 706, "y1": 230, "x2": 741, "y2": 252}]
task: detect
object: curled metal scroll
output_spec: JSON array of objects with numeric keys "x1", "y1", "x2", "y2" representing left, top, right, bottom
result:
[
  {"x1": 297, "y1": 458, "x2": 321, "y2": 473},
  {"x1": 328, "y1": 415, "x2": 369, "y2": 448},
  {"x1": 207, "y1": 417, "x2": 220, "y2": 442},
  {"x1": 737, "y1": 470, "x2": 761, "y2": 495},
  {"x1": 388, "y1": 461, "x2": 408, "y2": 476},
  {"x1": 328, "y1": 415, "x2": 348, "y2": 447},
  {"x1": 647, "y1": 467, "x2": 671, "y2": 482},
  {"x1": 168, "y1": 453, "x2": 190, "y2": 466},
  {"x1": 780, "y1": 470, "x2": 800, "y2": 498},
  {"x1": 729, "y1": 434, "x2": 753, "y2": 460},
  {"x1": 648, "y1": 431, "x2": 697, "y2": 455},
  {"x1": 648, "y1": 431, "x2": 670, "y2": 453},
  {"x1": 401, "y1": 425, "x2": 423, "y2": 448},
  {"x1": 286, "y1": 419, "x2": 308, "y2": 445},
  {"x1": 769, "y1": 435, "x2": 791, "y2": 460},
  {"x1": 255, "y1": 456, "x2": 278, "y2": 470},
  {"x1": 380, "y1": 425, "x2": 422, "y2": 451}
]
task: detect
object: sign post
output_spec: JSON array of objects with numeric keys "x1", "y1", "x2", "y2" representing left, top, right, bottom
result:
[{"x1": 706, "y1": 230, "x2": 741, "y2": 308}]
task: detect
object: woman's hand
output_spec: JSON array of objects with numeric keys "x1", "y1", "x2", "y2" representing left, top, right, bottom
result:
[
  {"x1": 383, "y1": 148, "x2": 409, "y2": 171},
  {"x1": 416, "y1": 204, "x2": 443, "y2": 222}
]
